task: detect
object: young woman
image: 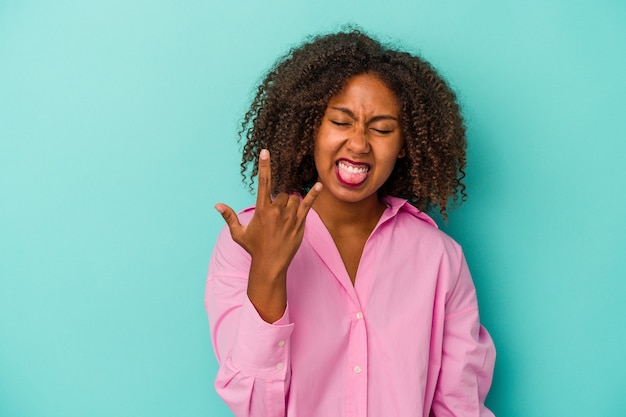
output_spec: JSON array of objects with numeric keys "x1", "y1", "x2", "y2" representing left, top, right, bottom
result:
[{"x1": 206, "y1": 29, "x2": 496, "y2": 417}]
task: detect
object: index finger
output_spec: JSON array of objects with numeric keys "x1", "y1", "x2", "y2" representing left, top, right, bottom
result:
[
  {"x1": 256, "y1": 149, "x2": 272, "y2": 207},
  {"x1": 297, "y1": 182, "x2": 323, "y2": 223}
]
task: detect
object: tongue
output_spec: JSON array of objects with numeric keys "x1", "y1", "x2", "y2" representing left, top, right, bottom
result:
[{"x1": 338, "y1": 165, "x2": 368, "y2": 185}]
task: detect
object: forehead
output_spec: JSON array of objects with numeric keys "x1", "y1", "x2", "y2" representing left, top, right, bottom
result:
[{"x1": 327, "y1": 73, "x2": 400, "y2": 115}]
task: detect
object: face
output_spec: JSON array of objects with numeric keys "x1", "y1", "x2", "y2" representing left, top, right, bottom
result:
[{"x1": 313, "y1": 73, "x2": 404, "y2": 207}]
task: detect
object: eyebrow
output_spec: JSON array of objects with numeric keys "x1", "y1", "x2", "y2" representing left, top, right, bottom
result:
[{"x1": 329, "y1": 106, "x2": 398, "y2": 123}]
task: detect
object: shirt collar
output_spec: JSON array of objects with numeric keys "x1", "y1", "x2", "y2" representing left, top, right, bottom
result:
[
  {"x1": 240, "y1": 195, "x2": 438, "y2": 229},
  {"x1": 381, "y1": 195, "x2": 439, "y2": 229}
]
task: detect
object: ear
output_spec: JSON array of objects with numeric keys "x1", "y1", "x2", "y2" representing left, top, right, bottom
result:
[{"x1": 397, "y1": 147, "x2": 406, "y2": 158}]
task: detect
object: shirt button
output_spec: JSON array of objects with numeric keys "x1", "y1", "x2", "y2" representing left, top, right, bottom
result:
[
  {"x1": 356, "y1": 312, "x2": 363, "y2": 319},
  {"x1": 277, "y1": 339, "x2": 286, "y2": 347},
  {"x1": 353, "y1": 366, "x2": 362, "y2": 374},
  {"x1": 276, "y1": 362, "x2": 284, "y2": 370}
]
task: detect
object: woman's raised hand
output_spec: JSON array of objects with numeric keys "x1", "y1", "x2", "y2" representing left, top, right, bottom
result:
[{"x1": 215, "y1": 149, "x2": 322, "y2": 322}]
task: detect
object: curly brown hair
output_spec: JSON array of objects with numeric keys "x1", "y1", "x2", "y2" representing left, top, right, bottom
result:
[{"x1": 239, "y1": 29, "x2": 467, "y2": 219}]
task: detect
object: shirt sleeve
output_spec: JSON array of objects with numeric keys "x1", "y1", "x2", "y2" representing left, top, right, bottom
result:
[
  {"x1": 430, "y1": 252, "x2": 496, "y2": 417},
  {"x1": 205, "y1": 224, "x2": 294, "y2": 417}
]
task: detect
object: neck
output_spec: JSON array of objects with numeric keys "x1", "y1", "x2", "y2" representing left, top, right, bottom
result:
[{"x1": 312, "y1": 192, "x2": 387, "y2": 234}]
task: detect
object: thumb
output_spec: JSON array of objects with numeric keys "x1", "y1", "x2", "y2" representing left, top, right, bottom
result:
[{"x1": 215, "y1": 203, "x2": 244, "y2": 239}]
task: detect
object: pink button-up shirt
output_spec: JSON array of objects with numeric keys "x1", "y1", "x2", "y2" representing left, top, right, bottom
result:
[{"x1": 206, "y1": 196, "x2": 495, "y2": 417}]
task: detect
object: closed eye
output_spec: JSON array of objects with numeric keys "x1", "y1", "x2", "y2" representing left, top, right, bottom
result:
[
  {"x1": 371, "y1": 128, "x2": 393, "y2": 134},
  {"x1": 331, "y1": 120, "x2": 351, "y2": 127}
]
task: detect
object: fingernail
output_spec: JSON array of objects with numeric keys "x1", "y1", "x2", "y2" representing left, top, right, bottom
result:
[
  {"x1": 314, "y1": 182, "x2": 322, "y2": 191},
  {"x1": 260, "y1": 149, "x2": 269, "y2": 160},
  {"x1": 214, "y1": 204, "x2": 225, "y2": 214}
]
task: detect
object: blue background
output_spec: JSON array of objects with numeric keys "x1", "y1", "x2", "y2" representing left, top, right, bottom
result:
[{"x1": 1, "y1": 1, "x2": 625, "y2": 416}]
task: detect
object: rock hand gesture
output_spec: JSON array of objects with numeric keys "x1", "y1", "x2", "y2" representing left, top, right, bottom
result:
[{"x1": 215, "y1": 149, "x2": 322, "y2": 323}]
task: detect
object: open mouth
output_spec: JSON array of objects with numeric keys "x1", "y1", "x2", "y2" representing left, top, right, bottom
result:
[{"x1": 335, "y1": 159, "x2": 370, "y2": 187}]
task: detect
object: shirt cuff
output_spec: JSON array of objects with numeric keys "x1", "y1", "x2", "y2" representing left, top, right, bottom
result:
[{"x1": 230, "y1": 296, "x2": 294, "y2": 380}]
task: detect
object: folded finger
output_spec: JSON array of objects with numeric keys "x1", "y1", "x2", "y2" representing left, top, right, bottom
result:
[{"x1": 273, "y1": 192, "x2": 289, "y2": 207}]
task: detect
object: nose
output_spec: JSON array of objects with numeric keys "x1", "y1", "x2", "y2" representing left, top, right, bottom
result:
[{"x1": 346, "y1": 126, "x2": 370, "y2": 154}]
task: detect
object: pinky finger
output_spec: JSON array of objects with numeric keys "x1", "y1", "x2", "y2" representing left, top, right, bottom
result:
[{"x1": 297, "y1": 182, "x2": 322, "y2": 221}]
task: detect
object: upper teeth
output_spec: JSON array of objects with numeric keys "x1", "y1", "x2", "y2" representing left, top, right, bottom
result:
[{"x1": 338, "y1": 161, "x2": 368, "y2": 173}]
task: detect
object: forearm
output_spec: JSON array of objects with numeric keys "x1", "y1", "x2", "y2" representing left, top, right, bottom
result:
[
  {"x1": 247, "y1": 258, "x2": 288, "y2": 323},
  {"x1": 431, "y1": 252, "x2": 496, "y2": 416}
]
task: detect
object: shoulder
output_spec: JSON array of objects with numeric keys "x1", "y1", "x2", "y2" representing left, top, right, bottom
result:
[
  {"x1": 383, "y1": 198, "x2": 477, "y2": 306},
  {"x1": 382, "y1": 196, "x2": 464, "y2": 260}
]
